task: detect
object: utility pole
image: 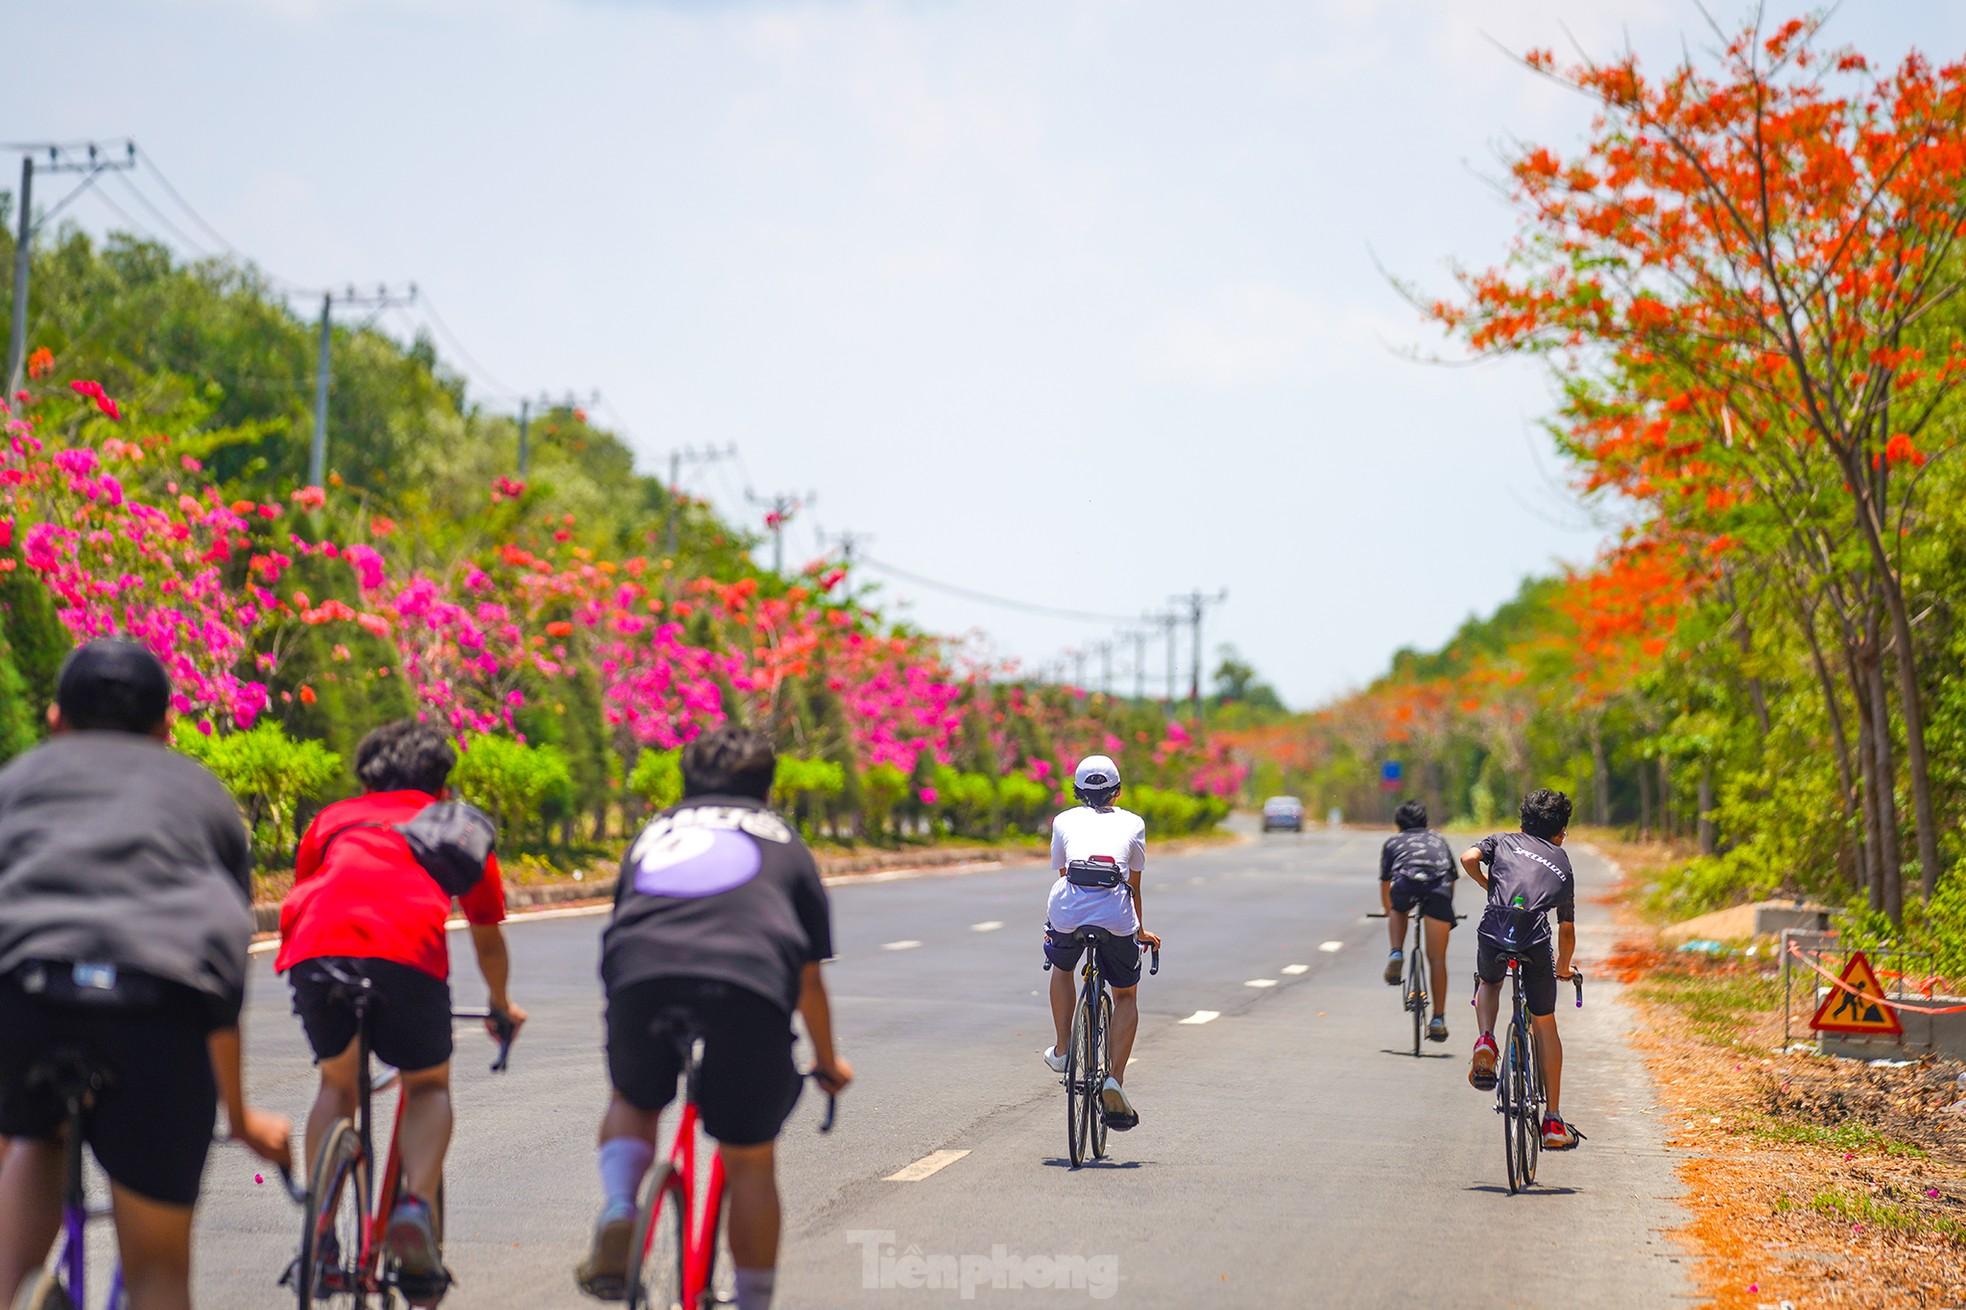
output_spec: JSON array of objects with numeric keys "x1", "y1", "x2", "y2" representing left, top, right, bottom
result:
[
  {"x1": 746, "y1": 486, "x2": 814, "y2": 576},
  {"x1": 1124, "y1": 628, "x2": 1148, "y2": 702},
  {"x1": 1096, "y1": 640, "x2": 1113, "y2": 696},
  {"x1": 516, "y1": 390, "x2": 598, "y2": 476},
  {"x1": 1170, "y1": 588, "x2": 1229, "y2": 725},
  {"x1": 310, "y1": 283, "x2": 416, "y2": 487},
  {"x1": 1145, "y1": 611, "x2": 1180, "y2": 710},
  {"x1": 1069, "y1": 647, "x2": 1087, "y2": 691},
  {"x1": 819, "y1": 529, "x2": 874, "y2": 581},
  {"x1": 660, "y1": 444, "x2": 736, "y2": 560},
  {"x1": 6, "y1": 141, "x2": 136, "y2": 394}
]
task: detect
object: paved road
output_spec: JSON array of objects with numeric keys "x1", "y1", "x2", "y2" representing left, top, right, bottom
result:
[{"x1": 176, "y1": 825, "x2": 1692, "y2": 1307}]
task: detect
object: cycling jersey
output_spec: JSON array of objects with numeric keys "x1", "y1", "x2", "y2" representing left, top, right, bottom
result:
[
  {"x1": 603, "y1": 794, "x2": 833, "y2": 1015},
  {"x1": 276, "y1": 790, "x2": 507, "y2": 980},
  {"x1": 1473, "y1": 831, "x2": 1575, "y2": 947},
  {"x1": 1379, "y1": 829, "x2": 1456, "y2": 886},
  {"x1": 0, "y1": 732, "x2": 253, "y2": 1026},
  {"x1": 1046, "y1": 805, "x2": 1145, "y2": 936}
]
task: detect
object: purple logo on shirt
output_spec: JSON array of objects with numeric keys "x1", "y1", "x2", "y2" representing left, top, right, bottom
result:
[{"x1": 631, "y1": 827, "x2": 761, "y2": 898}]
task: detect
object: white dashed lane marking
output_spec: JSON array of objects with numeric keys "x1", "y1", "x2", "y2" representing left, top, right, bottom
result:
[
  {"x1": 1282, "y1": 964, "x2": 1310, "y2": 975},
  {"x1": 882, "y1": 939, "x2": 922, "y2": 952},
  {"x1": 885, "y1": 1150, "x2": 970, "y2": 1182},
  {"x1": 971, "y1": 921, "x2": 1004, "y2": 932},
  {"x1": 1178, "y1": 1010, "x2": 1220, "y2": 1025},
  {"x1": 1318, "y1": 941, "x2": 1344, "y2": 953},
  {"x1": 1245, "y1": 978, "x2": 1278, "y2": 989}
]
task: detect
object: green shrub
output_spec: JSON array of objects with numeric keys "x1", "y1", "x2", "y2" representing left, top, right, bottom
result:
[
  {"x1": 930, "y1": 766, "x2": 999, "y2": 839},
  {"x1": 452, "y1": 735, "x2": 573, "y2": 849},
  {"x1": 860, "y1": 763, "x2": 910, "y2": 841},
  {"x1": 775, "y1": 755, "x2": 845, "y2": 840},
  {"x1": 174, "y1": 720, "x2": 341, "y2": 863},
  {"x1": 997, "y1": 773, "x2": 1052, "y2": 834},
  {"x1": 628, "y1": 749, "x2": 683, "y2": 811}
]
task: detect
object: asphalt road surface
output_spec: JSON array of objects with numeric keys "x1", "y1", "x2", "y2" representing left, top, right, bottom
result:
[{"x1": 172, "y1": 823, "x2": 1692, "y2": 1307}]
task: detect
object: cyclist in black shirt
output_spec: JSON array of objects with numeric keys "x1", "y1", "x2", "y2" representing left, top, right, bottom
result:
[
  {"x1": 1378, "y1": 800, "x2": 1458, "y2": 1040},
  {"x1": 0, "y1": 639, "x2": 291, "y2": 1310},
  {"x1": 576, "y1": 726, "x2": 851, "y2": 1310},
  {"x1": 1460, "y1": 788, "x2": 1582, "y2": 1150}
]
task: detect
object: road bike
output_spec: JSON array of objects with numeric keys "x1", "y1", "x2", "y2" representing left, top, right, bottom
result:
[
  {"x1": 618, "y1": 1011, "x2": 837, "y2": 1310},
  {"x1": 282, "y1": 961, "x2": 515, "y2": 1309},
  {"x1": 1045, "y1": 927, "x2": 1159, "y2": 1168},
  {"x1": 1493, "y1": 953, "x2": 1583, "y2": 1194},
  {"x1": 1368, "y1": 908, "x2": 1467, "y2": 1056}
]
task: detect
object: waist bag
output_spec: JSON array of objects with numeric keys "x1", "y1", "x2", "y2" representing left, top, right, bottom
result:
[
  {"x1": 1065, "y1": 857, "x2": 1125, "y2": 889},
  {"x1": 318, "y1": 800, "x2": 497, "y2": 898}
]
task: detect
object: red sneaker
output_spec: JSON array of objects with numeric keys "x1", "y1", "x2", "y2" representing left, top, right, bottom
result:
[
  {"x1": 1468, "y1": 1033, "x2": 1499, "y2": 1090},
  {"x1": 1541, "y1": 1117, "x2": 1583, "y2": 1150}
]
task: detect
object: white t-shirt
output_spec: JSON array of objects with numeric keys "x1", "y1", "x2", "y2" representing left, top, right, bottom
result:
[{"x1": 1045, "y1": 805, "x2": 1146, "y2": 935}]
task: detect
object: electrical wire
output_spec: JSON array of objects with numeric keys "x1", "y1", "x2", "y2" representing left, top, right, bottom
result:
[
  {"x1": 413, "y1": 290, "x2": 520, "y2": 400},
  {"x1": 855, "y1": 555, "x2": 1143, "y2": 624},
  {"x1": 109, "y1": 168, "x2": 215, "y2": 259}
]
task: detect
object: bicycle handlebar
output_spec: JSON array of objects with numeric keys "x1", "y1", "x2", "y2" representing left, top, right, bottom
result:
[
  {"x1": 452, "y1": 1007, "x2": 517, "y2": 1073},
  {"x1": 1571, "y1": 969, "x2": 1585, "y2": 1008},
  {"x1": 1149, "y1": 945, "x2": 1160, "y2": 976}
]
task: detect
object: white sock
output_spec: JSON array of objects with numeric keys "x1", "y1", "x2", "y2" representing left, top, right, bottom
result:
[
  {"x1": 733, "y1": 1266, "x2": 775, "y2": 1310},
  {"x1": 597, "y1": 1137, "x2": 655, "y2": 1212}
]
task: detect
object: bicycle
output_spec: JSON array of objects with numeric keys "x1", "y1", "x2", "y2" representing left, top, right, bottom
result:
[
  {"x1": 1044, "y1": 927, "x2": 1159, "y2": 1168},
  {"x1": 1492, "y1": 954, "x2": 1583, "y2": 1194},
  {"x1": 1367, "y1": 909, "x2": 1467, "y2": 1056},
  {"x1": 618, "y1": 1010, "x2": 838, "y2": 1310},
  {"x1": 8, "y1": 1047, "x2": 279, "y2": 1310},
  {"x1": 281, "y1": 961, "x2": 515, "y2": 1309}
]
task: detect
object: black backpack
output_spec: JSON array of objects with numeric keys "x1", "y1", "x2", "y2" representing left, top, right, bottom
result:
[{"x1": 318, "y1": 800, "x2": 497, "y2": 898}]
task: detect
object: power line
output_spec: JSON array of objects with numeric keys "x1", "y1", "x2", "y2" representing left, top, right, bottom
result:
[
  {"x1": 856, "y1": 555, "x2": 1142, "y2": 625},
  {"x1": 413, "y1": 290, "x2": 519, "y2": 400},
  {"x1": 108, "y1": 168, "x2": 215, "y2": 259}
]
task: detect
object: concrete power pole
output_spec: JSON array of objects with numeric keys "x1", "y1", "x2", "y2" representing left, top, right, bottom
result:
[
  {"x1": 310, "y1": 283, "x2": 416, "y2": 487},
  {"x1": 1096, "y1": 641, "x2": 1113, "y2": 696},
  {"x1": 1125, "y1": 628, "x2": 1148, "y2": 702},
  {"x1": 747, "y1": 487, "x2": 814, "y2": 576},
  {"x1": 6, "y1": 142, "x2": 137, "y2": 394},
  {"x1": 1170, "y1": 589, "x2": 1229, "y2": 725},
  {"x1": 516, "y1": 391, "x2": 597, "y2": 476},
  {"x1": 660, "y1": 444, "x2": 736, "y2": 560}
]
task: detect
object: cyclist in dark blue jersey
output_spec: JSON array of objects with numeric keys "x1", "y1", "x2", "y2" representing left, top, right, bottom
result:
[{"x1": 1377, "y1": 800, "x2": 1457, "y2": 1041}]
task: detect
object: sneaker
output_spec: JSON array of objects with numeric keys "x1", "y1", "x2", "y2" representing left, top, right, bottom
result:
[
  {"x1": 1468, "y1": 1034, "x2": 1499, "y2": 1090},
  {"x1": 1382, "y1": 951, "x2": 1403, "y2": 985},
  {"x1": 385, "y1": 1194, "x2": 445, "y2": 1297},
  {"x1": 574, "y1": 1199, "x2": 638, "y2": 1301},
  {"x1": 1541, "y1": 1116, "x2": 1585, "y2": 1150},
  {"x1": 1041, "y1": 1045, "x2": 1068, "y2": 1074},
  {"x1": 1099, "y1": 1076, "x2": 1139, "y2": 1131},
  {"x1": 1427, "y1": 1015, "x2": 1449, "y2": 1042}
]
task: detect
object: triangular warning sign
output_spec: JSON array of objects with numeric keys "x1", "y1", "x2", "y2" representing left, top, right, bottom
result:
[{"x1": 1810, "y1": 950, "x2": 1904, "y2": 1036}]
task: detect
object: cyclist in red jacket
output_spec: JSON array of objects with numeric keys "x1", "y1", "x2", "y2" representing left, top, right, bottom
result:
[{"x1": 277, "y1": 721, "x2": 526, "y2": 1302}]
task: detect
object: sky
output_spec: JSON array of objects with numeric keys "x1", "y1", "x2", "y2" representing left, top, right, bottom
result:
[{"x1": 7, "y1": 1, "x2": 1962, "y2": 708}]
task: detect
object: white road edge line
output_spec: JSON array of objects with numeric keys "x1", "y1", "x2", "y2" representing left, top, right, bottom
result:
[
  {"x1": 1178, "y1": 1010, "x2": 1220, "y2": 1025},
  {"x1": 1245, "y1": 978, "x2": 1278, "y2": 989},
  {"x1": 1318, "y1": 940, "x2": 1344, "y2": 953},
  {"x1": 885, "y1": 1149, "x2": 970, "y2": 1182},
  {"x1": 1282, "y1": 963, "x2": 1310, "y2": 975},
  {"x1": 882, "y1": 939, "x2": 923, "y2": 952},
  {"x1": 971, "y1": 920, "x2": 1004, "y2": 932}
]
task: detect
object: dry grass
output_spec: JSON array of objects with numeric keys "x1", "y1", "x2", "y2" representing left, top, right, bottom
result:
[{"x1": 1597, "y1": 842, "x2": 1966, "y2": 1309}]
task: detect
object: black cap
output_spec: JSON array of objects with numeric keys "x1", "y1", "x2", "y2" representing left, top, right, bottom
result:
[{"x1": 56, "y1": 638, "x2": 172, "y2": 734}]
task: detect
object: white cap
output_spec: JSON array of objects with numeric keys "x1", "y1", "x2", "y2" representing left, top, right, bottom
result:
[{"x1": 1073, "y1": 754, "x2": 1121, "y2": 792}]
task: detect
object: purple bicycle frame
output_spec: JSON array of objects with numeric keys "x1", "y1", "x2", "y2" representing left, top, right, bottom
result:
[{"x1": 55, "y1": 1196, "x2": 126, "y2": 1309}]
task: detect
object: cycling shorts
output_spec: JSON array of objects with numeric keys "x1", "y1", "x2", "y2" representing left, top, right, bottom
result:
[
  {"x1": 1475, "y1": 937, "x2": 1557, "y2": 1017},
  {"x1": 606, "y1": 977, "x2": 802, "y2": 1146},
  {"x1": 1043, "y1": 926, "x2": 1143, "y2": 988},
  {"x1": 0, "y1": 969, "x2": 217, "y2": 1207},
  {"x1": 288, "y1": 957, "x2": 454, "y2": 1073},
  {"x1": 1388, "y1": 876, "x2": 1455, "y2": 924}
]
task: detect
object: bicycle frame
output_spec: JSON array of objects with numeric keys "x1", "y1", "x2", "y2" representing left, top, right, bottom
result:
[
  {"x1": 642, "y1": 1095, "x2": 729, "y2": 1308},
  {"x1": 51, "y1": 1123, "x2": 125, "y2": 1310}
]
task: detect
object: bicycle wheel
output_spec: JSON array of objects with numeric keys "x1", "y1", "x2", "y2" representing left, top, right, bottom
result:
[
  {"x1": 1092, "y1": 989, "x2": 1112, "y2": 1160},
  {"x1": 1499, "y1": 1029, "x2": 1521, "y2": 1195},
  {"x1": 1522, "y1": 1028, "x2": 1542, "y2": 1185},
  {"x1": 12, "y1": 1269, "x2": 73, "y2": 1310},
  {"x1": 299, "y1": 1118, "x2": 370, "y2": 1309},
  {"x1": 1065, "y1": 985, "x2": 1090, "y2": 1167},
  {"x1": 625, "y1": 1164, "x2": 687, "y2": 1310},
  {"x1": 1408, "y1": 943, "x2": 1427, "y2": 1057}
]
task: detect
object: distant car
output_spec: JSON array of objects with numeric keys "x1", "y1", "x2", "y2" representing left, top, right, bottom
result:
[{"x1": 1261, "y1": 796, "x2": 1304, "y2": 832}]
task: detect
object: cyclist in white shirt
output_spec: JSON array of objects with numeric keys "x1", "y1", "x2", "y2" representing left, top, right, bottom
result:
[{"x1": 1038, "y1": 755, "x2": 1161, "y2": 1130}]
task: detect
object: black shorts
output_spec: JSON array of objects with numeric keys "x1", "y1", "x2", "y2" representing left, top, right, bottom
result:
[
  {"x1": 0, "y1": 969, "x2": 217, "y2": 1207},
  {"x1": 289, "y1": 957, "x2": 454, "y2": 1073},
  {"x1": 1043, "y1": 926, "x2": 1143, "y2": 988},
  {"x1": 606, "y1": 978, "x2": 801, "y2": 1147},
  {"x1": 1387, "y1": 876, "x2": 1455, "y2": 924},
  {"x1": 1475, "y1": 936, "x2": 1557, "y2": 1016}
]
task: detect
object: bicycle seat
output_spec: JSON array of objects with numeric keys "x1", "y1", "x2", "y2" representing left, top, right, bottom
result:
[
  {"x1": 23, "y1": 1047, "x2": 108, "y2": 1108},
  {"x1": 1071, "y1": 926, "x2": 1125, "y2": 946},
  {"x1": 312, "y1": 959, "x2": 376, "y2": 1002}
]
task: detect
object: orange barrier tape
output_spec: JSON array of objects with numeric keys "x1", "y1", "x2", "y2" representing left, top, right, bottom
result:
[{"x1": 1787, "y1": 944, "x2": 1966, "y2": 1016}]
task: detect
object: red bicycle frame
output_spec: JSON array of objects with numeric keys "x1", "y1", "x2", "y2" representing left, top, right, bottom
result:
[{"x1": 643, "y1": 1097, "x2": 728, "y2": 1309}]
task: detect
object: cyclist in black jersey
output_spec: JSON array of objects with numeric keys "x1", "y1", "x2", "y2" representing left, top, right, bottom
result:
[{"x1": 1378, "y1": 800, "x2": 1457, "y2": 1041}]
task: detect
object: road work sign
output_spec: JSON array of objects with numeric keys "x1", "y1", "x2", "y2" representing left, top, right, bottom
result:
[{"x1": 1809, "y1": 950, "x2": 1904, "y2": 1036}]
